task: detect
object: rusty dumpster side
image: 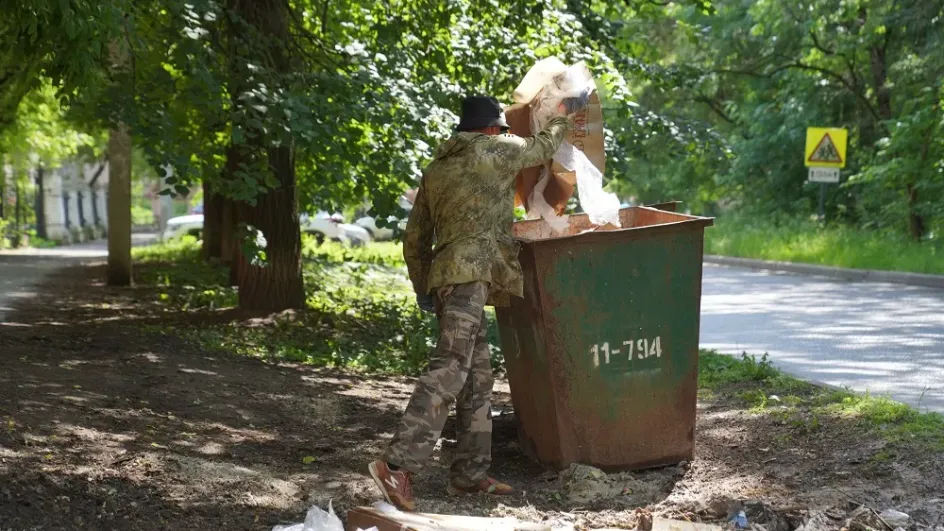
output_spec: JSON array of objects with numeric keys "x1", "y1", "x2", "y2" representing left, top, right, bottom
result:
[{"x1": 497, "y1": 206, "x2": 713, "y2": 471}]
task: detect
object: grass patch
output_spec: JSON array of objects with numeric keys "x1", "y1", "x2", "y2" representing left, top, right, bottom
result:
[
  {"x1": 705, "y1": 215, "x2": 944, "y2": 275},
  {"x1": 135, "y1": 237, "x2": 500, "y2": 375},
  {"x1": 700, "y1": 350, "x2": 944, "y2": 450}
]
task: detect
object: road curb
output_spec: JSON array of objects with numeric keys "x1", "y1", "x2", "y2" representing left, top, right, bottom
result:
[{"x1": 704, "y1": 254, "x2": 944, "y2": 290}]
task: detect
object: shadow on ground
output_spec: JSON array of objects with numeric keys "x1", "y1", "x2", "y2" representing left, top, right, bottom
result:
[{"x1": 1, "y1": 264, "x2": 942, "y2": 530}]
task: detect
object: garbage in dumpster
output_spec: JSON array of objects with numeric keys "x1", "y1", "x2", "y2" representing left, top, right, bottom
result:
[
  {"x1": 505, "y1": 57, "x2": 619, "y2": 233},
  {"x1": 272, "y1": 500, "x2": 376, "y2": 531}
]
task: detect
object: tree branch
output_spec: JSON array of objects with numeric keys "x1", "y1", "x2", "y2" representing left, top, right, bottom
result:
[
  {"x1": 808, "y1": 30, "x2": 835, "y2": 55},
  {"x1": 787, "y1": 61, "x2": 889, "y2": 132},
  {"x1": 694, "y1": 95, "x2": 738, "y2": 125},
  {"x1": 708, "y1": 57, "x2": 889, "y2": 134},
  {"x1": 321, "y1": 0, "x2": 329, "y2": 36}
]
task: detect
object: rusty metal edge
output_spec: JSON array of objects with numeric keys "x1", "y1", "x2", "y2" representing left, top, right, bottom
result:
[
  {"x1": 644, "y1": 201, "x2": 681, "y2": 212},
  {"x1": 516, "y1": 207, "x2": 714, "y2": 246},
  {"x1": 532, "y1": 242, "x2": 574, "y2": 469}
]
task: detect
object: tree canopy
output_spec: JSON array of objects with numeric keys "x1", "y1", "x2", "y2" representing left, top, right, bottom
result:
[{"x1": 0, "y1": 0, "x2": 941, "y2": 307}]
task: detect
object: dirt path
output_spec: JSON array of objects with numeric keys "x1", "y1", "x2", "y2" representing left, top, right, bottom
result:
[{"x1": 1, "y1": 264, "x2": 942, "y2": 530}]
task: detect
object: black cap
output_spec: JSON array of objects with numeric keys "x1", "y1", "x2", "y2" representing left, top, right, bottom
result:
[{"x1": 456, "y1": 96, "x2": 510, "y2": 132}]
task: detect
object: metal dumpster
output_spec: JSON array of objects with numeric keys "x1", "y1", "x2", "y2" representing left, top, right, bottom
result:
[{"x1": 496, "y1": 205, "x2": 713, "y2": 471}]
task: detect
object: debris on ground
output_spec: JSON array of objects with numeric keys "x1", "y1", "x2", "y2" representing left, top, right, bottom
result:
[
  {"x1": 794, "y1": 510, "x2": 831, "y2": 531},
  {"x1": 651, "y1": 517, "x2": 724, "y2": 531},
  {"x1": 728, "y1": 510, "x2": 748, "y2": 529},
  {"x1": 272, "y1": 501, "x2": 350, "y2": 531},
  {"x1": 346, "y1": 502, "x2": 552, "y2": 530},
  {"x1": 2, "y1": 263, "x2": 943, "y2": 530},
  {"x1": 877, "y1": 509, "x2": 910, "y2": 529},
  {"x1": 559, "y1": 463, "x2": 664, "y2": 507}
]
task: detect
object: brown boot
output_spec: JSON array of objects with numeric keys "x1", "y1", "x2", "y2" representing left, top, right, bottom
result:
[
  {"x1": 446, "y1": 477, "x2": 514, "y2": 496},
  {"x1": 368, "y1": 460, "x2": 415, "y2": 511}
]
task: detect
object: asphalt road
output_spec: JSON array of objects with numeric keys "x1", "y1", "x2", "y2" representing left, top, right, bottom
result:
[
  {"x1": 0, "y1": 235, "x2": 154, "y2": 322},
  {"x1": 700, "y1": 264, "x2": 944, "y2": 413}
]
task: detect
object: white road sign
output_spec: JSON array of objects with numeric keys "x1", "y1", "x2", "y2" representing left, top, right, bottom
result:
[{"x1": 808, "y1": 167, "x2": 840, "y2": 183}]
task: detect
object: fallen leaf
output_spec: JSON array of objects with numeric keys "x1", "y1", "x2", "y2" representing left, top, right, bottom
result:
[{"x1": 302, "y1": 455, "x2": 317, "y2": 464}]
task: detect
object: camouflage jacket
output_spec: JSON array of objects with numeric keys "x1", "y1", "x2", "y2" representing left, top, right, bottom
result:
[{"x1": 403, "y1": 116, "x2": 570, "y2": 306}]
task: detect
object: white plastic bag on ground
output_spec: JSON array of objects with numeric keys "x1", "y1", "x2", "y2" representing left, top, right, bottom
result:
[{"x1": 272, "y1": 500, "x2": 375, "y2": 531}]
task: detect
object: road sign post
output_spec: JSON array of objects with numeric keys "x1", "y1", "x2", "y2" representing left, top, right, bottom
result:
[{"x1": 805, "y1": 127, "x2": 848, "y2": 221}]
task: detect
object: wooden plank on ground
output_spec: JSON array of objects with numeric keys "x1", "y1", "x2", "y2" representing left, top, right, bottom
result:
[{"x1": 346, "y1": 506, "x2": 552, "y2": 531}]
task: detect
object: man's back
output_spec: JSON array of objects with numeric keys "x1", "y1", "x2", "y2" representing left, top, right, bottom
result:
[{"x1": 403, "y1": 116, "x2": 570, "y2": 303}]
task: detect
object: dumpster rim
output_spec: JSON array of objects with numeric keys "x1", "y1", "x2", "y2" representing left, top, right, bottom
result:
[
  {"x1": 513, "y1": 206, "x2": 714, "y2": 246},
  {"x1": 516, "y1": 217, "x2": 714, "y2": 247}
]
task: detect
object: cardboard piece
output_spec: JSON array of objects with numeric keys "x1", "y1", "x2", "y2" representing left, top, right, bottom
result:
[
  {"x1": 650, "y1": 517, "x2": 724, "y2": 531},
  {"x1": 506, "y1": 63, "x2": 606, "y2": 219},
  {"x1": 346, "y1": 506, "x2": 552, "y2": 531}
]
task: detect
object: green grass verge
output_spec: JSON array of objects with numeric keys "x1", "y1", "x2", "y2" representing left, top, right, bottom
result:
[
  {"x1": 700, "y1": 351, "x2": 944, "y2": 450},
  {"x1": 705, "y1": 216, "x2": 944, "y2": 275}
]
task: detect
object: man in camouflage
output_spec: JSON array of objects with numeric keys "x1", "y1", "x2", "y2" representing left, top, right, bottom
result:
[{"x1": 369, "y1": 95, "x2": 571, "y2": 511}]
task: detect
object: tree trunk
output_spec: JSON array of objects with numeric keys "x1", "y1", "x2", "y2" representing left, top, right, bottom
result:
[
  {"x1": 107, "y1": 123, "x2": 133, "y2": 286},
  {"x1": 0, "y1": 153, "x2": 5, "y2": 220},
  {"x1": 222, "y1": 198, "x2": 239, "y2": 286},
  {"x1": 229, "y1": 0, "x2": 304, "y2": 311},
  {"x1": 906, "y1": 184, "x2": 925, "y2": 241},
  {"x1": 869, "y1": 45, "x2": 892, "y2": 122},
  {"x1": 234, "y1": 147, "x2": 304, "y2": 311},
  {"x1": 868, "y1": 36, "x2": 926, "y2": 240},
  {"x1": 202, "y1": 180, "x2": 224, "y2": 260},
  {"x1": 34, "y1": 166, "x2": 46, "y2": 239},
  {"x1": 13, "y1": 180, "x2": 21, "y2": 247}
]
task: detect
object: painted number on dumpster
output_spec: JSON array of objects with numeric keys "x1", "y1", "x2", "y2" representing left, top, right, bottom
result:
[{"x1": 590, "y1": 337, "x2": 662, "y2": 368}]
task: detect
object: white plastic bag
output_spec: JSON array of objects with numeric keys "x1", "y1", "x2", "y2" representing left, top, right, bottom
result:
[
  {"x1": 517, "y1": 60, "x2": 622, "y2": 231},
  {"x1": 272, "y1": 500, "x2": 348, "y2": 531},
  {"x1": 554, "y1": 142, "x2": 621, "y2": 227},
  {"x1": 513, "y1": 57, "x2": 568, "y2": 104}
]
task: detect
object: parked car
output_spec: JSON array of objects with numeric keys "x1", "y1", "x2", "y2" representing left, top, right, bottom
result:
[
  {"x1": 161, "y1": 211, "x2": 371, "y2": 246},
  {"x1": 301, "y1": 212, "x2": 372, "y2": 246},
  {"x1": 354, "y1": 194, "x2": 414, "y2": 241},
  {"x1": 162, "y1": 214, "x2": 204, "y2": 241}
]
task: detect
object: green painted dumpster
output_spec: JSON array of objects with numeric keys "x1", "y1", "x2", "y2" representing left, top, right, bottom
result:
[{"x1": 496, "y1": 205, "x2": 713, "y2": 471}]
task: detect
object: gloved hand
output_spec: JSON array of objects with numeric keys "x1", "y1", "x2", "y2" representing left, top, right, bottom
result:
[{"x1": 416, "y1": 293, "x2": 435, "y2": 313}]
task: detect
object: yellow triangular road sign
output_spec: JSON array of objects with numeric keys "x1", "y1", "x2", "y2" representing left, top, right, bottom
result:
[
  {"x1": 805, "y1": 127, "x2": 848, "y2": 168},
  {"x1": 808, "y1": 133, "x2": 842, "y2": 163}
]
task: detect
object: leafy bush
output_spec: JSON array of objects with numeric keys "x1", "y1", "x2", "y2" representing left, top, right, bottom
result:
[
  {"x1": 132, "y1": 205, "x2": 155, "y2": 227},
  {"x1": 698, "y1": 351, "x2": 781, "y2": 390}
]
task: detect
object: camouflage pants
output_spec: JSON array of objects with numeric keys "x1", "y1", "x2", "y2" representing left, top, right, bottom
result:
[{"x1": 382, "y1": 281, "x2": 493, "y2": 485}]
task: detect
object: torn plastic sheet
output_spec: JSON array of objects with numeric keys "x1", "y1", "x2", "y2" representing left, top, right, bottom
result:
[
  {"x1": 554, "y1": 142, "x2": 621, "y2": 227},
  {"x1": 523, "y1": 61, "x2": 621, "y2": 231}
]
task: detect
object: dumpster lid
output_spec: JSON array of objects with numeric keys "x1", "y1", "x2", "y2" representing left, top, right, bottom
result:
[{"x1": 512, "y1": 206, "x2": 713, "y2": 244}]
